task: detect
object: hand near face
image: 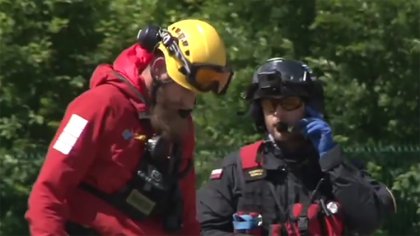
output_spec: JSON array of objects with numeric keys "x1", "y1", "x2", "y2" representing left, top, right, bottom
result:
[{"x1": 299, "y1": 106, "x2": 336, "y2": 157}]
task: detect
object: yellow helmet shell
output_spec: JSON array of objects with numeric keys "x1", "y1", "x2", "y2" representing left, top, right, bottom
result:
[{"x1": 157, "y1": 19, "x2": 227, "y2": 93}]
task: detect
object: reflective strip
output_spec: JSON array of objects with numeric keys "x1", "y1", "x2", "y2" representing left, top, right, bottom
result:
[
  {"x1": 53, "y1": 114, "x2": 88, "y2": 155},
  {"x1": 385, "y1": 187, "x2": 397, "y2": 213}
]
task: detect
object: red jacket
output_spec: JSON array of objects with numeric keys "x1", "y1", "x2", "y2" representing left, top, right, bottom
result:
[{"x1": 25, "y1": 44, "x2": 200, "y2": 236}]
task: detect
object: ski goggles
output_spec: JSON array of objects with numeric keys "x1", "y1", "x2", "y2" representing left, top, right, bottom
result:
[
  {"x1": 182, "y1": 63, "x2": 234, "y2": 95},
  {"x1": 160, "y1": 29, "x2": 234, "y2": 95},
  {"x1": 261, "y1": 96, "x2": 304, "y2": 112}
]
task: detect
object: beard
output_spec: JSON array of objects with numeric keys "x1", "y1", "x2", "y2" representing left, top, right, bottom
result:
[{"x1": 149, "y1": 99, "x2": 189, "y2": 143}]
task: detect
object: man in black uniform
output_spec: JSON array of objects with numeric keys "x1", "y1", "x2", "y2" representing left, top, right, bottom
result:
[{"x1": 197, "y1": 58, "x2": 397, "y2": 236}]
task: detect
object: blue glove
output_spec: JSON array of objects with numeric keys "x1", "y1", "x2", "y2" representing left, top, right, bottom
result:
[{"x1": 299, "y1": 106, "x2": 336, "y2": 157}]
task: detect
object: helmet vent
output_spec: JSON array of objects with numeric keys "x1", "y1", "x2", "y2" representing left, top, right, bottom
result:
[{"x1": 185, "y1": 50, "x2": 190, "y2": 56}]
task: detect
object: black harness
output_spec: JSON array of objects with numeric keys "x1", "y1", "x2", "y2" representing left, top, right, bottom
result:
[
  {"x1": 235, "y1": 141, "x2": 342, "y2": 236},
  {"x1": 80, "y1": 140, "x2": 192, "y2": 232}
]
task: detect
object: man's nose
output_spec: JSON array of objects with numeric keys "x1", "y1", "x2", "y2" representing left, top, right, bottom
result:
[{"x1": 273, "y1": 104, "x2": 287, "y2": 117}]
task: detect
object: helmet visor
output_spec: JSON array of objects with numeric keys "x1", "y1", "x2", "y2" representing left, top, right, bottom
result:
[{"x1": 189, "y1": 64, "x2": 233, "y2": 95}]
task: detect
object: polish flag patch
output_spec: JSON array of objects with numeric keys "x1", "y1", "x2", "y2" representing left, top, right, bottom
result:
[{"x1": 210, "y1": 168, "x2": 223, "y2": 180}]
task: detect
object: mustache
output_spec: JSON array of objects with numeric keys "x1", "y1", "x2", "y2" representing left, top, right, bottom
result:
[
  {"x1": 154, "y1": 100, "x2": 193, "y2": 119},
  {"x1": 153, "y1": 104, "x2": 191, "y2": 116},
  {"x1": 275, "y1": 122, "x2": 298, "y2": 133}
]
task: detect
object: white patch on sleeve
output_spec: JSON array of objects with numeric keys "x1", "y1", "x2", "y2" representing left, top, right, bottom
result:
[
  {"x1": 53, "y1": 114, "x2": 88, "y2": 155},
  {"x1": 210, "y1": 168, "x2": 223, "y2": 180}
]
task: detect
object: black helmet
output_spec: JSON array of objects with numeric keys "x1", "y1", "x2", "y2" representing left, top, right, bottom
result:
[{"x1": 245, "y1": 58, "x2": 325, "y2": 131}]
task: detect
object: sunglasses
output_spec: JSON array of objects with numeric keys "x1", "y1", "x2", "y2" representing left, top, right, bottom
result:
[
  {"x1": 160, "y1": 30, "x2": 234, "y2": 95},
  {"x1": 261, "y1": 96, "x2": 304, "y2": 112}
]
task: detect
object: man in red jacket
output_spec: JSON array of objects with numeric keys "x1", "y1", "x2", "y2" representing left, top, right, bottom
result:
[{"x1": 25, "y1": 19, "x2": 233, "y2": 236}]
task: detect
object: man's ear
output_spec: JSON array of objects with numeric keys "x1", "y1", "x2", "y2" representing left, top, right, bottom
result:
[{"x1": 150, "y1": 56, "x2": 168, "y2": 81}]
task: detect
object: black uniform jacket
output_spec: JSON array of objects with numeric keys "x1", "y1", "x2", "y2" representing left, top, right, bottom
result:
[{"x1": 197, "y1": 140, "x2": 396, "y2": 236}]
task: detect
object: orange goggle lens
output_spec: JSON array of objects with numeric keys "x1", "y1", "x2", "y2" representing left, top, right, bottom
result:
[
  {"x1": 262, "y1": 96, "x2": 303, "y2": 112},
  {"x1": 193, "y1": 66, "x2": 233, "y2": 94},
  {"x1": 179, "y1": 63, "x2": 233, "y2": 95}
]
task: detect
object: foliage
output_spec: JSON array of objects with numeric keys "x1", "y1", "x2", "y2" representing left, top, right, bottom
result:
[
  {"x1": 345, "y1": 148, "x2": 420, "y2": 235},
  {"x1": 309, "y1": 0, "x2": 420, "y2": 145},
  {"x1": 0, "y1": 0, "x2": 419, "y2": 235}
]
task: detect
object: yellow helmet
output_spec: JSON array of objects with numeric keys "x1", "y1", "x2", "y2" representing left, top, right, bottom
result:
[{"x1": 157, "y1": 19, "x2": 233, "y2": 94}]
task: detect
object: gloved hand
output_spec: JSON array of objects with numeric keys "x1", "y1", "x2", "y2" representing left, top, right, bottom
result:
[{"x1": 299, "y1": 106, "x2": 336, "y2": 157}]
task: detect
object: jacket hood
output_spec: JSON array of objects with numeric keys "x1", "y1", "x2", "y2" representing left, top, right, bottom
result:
[{"x1": 89, "y1": 44, "x2": 153, "y2": 113}]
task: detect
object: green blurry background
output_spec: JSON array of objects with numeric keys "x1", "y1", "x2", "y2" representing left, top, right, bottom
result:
[{"x1": 0, "y1": 0, "x2": 419, "y2": 235}]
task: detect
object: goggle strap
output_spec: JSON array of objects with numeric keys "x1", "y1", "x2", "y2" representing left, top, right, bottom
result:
[{"x1": 158, "y1": 28, "x2": 233, "y2": 95}]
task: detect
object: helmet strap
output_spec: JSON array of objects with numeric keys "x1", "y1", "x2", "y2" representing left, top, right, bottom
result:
[{"x1": 250, "y1": 101, "x2": 266, "y2": 132}]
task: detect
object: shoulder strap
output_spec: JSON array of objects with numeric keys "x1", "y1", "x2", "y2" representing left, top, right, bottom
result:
[
  {"x1": 112, "y1": 71, "x2": 148, "y2": 105},
  {"x1": 239, "y1": 140, "x2": 264, "y2": 170},
  {"x1": 236, "y1": 141, "x2": 287, "y2": 223},
  {"x1": 234, "y1": 141, "x2": 264, "y2": 193},
  {"x1": 111, "y1": 71, "x2": 150, "y2": 120}
]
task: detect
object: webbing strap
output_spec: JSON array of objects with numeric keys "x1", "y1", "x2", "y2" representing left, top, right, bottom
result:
[{"x1": 239, "y1": 141, "x2": 264, "y2": 169}]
